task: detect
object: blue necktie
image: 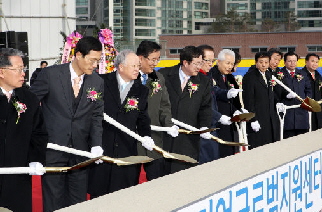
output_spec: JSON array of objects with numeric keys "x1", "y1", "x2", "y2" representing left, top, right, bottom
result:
[{"x1": 142, "y1": 74, "x2": 148, "y2": 85}]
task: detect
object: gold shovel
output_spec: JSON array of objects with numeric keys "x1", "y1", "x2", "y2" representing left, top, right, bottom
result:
[{"x1": 272, "y1": 76, "x2": 321, "y2": 112}]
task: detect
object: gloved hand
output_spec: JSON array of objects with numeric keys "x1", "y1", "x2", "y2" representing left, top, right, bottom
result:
[
  {"x1": 218, "y1": 115, "x2": 232, "y2": 125},
  {"x1": 233, "y1": 110, "x2": 242, "y2": 117},
  {"x1": 276, "y1": 103, "x2": 286, "y2": 113},
  {"x1": 29, "y1": 162, "x2": 45, "y2": 175},
  {"x1": 91, "y1": 146, "x2": 104, "y2": 164},
  {"x1": 286, "y1": 92, "x2": 297, "y2": 99},
  {"x1": 227, "y1": 88, "x2": 243, "y2": 99},
  {"x1": 199, "y1": 127, "x2": 212, "y2": 140},
  {"x1": 142, "y1": 136, "x2": 155, "y2": 151},
  {"x1": 240, "y1": 108, "x2": 249, "y2": 113},
  {"x1": 167, "y1": 125, "x2": 179, "y2": 137},
  {"x1": 251, "y1": 121, "x2": 261, "y2": 132}
]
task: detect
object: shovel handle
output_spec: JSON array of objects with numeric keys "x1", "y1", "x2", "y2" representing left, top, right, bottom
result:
[{"x1": 272, "y1": 76, "x2": 303, "y2": 101}]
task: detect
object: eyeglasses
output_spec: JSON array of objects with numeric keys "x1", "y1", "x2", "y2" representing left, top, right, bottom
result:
[
  {"x1": 203, "y1": 59, "x2": 216, "y2": 64},
  {"x1": 191, "y1": 62, "x2": 203, "y2": 67},
  {"x1": 145, "y1": 57, "x2": 160, "y2": 64},
  {"x1": 3, "y1": 67, "x2": 27, "y2": 74},
  {"x1": 85, "y1": 56, "x2": 102, "y2": 65}
]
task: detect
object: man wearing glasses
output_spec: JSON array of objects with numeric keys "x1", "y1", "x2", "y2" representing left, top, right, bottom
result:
[
  {"x1": 30, "y1": 37, "x2": 104, "y2": 212},
  {"x1": 136, "y1": 41, "x2": 179, "y2": 180},
  {"x1": 0, "y1": 48, "x2": 48, "y2": 212},
  {"x1": 159, "y1": 46, "x2": 212, "y2": 174}
]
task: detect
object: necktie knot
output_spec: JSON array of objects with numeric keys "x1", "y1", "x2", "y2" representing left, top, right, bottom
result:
[
  {"x1": 73, "y1": 77, "x2": 81, "y2": 97},
  {"x1": 5, "y1": 91, "x2": 11, "y2": 102},
  {"x1": 290, "y1": 71, "x2": 295, "y2": 78},
  {"x1": 142, "y1": 74, "x2": 148, "y2": 85}
]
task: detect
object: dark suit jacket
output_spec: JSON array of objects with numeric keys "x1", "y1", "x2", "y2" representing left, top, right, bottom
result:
[
  {"x1": 242, "y1": 69, "x2": 280, "y2": 148},
  {"x1": 30, "y1": 63, "x2": 104, "y2": 164},
  {"x1": 100, "y1": 71, "x2": 151, "y2": 158},
  {"x1": 302, "y1": 66, "x2": 322, "y2": 130},
  {"x1": 137, "y1": 70, "x2": 172, "y2": 159},
  {"x1": 280, "y1": 67, "x2": 312, "y2": 130},
  {"x1": 159, "y1": 64, "x2": 212, "y2": 160},
  {"x1": 0, "y1": 87, "x2": 47, "y2": 212}
]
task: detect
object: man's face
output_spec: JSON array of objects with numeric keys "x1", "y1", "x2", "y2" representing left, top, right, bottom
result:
[
  {"x1": 284, "y1": 55, "x2": 298, "y2": 71},
  {"x1": 217, "y1": 54, "x2": 235, "y2": 75},
  {"x1": 0, "y1": 56, "x2": 25, "y2": 91},
  {"x1": 76, "y1": 50, "x2": 102, "y2": 75},
  {"x1": 269, "y1": 53, "x2": 282, "y2": 70},
  {"x1": 41, "y1": 63, "x2": 47, "y2": 68},
  {"x1": 182, "y1": 55, "x2": 203, "y2": 76},
  {"x1": 139, "y1": 50, "x2": 160, "y2": 74},
  {"x1": 119, "y1": 53, "x2": 140, "y2": 82},
  {"x1": 305, "y1": 56, "x2": 319, "y2": 72},
  {"x1": 201, "y1": 50, "x2": 215, "y2": 73},
  {"x1": 256, "y1": 57, "x2": 270, "y2": 72}
]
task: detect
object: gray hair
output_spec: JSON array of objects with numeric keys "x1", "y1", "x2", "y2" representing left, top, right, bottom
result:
[
  {"x1": 217, "y1": 49, "x2": 235, "y2": 61},
  {"x1": 0, "y1": 48, "x2": 24, "y2": 68},
  {"x1": 114, "y1": 49, "x2": 135, "y2": 70}
]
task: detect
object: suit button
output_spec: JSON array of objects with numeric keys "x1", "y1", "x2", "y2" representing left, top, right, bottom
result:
[{"x1": 115, "y1": 143, "x2": 118, "y2": 147}]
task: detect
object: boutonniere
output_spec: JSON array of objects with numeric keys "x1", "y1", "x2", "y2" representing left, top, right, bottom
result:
[
  {"x1": 124, "y1": 97, "x2": 139, "y2": 112},
  {"x1": 86, "y1": 88, "x2": 102, "y2": 102},
  {"x1": 270, "y1": 79, "x2": 277, "y2": 89},
  {"x1": 150, "y1": 80, "x2": 162, "y2": 96},
  {"x1": 277, "y1": 72, "x2": 284, "y2": 80},
  {"x1": 295, "y1": 74, "x2": 303, "y2": 82},
  {"x1": 13, "y1": 100, "x2": 27, "y2": 124},
  {"x1": 229, "y1": 83, "x2": 235, "y2": 89},
  {"x1": 187, "y1": 81, "x2": 199, "y2": 98},
  {"x1": 212, "y1": 79, "x2": 216, "y2": 86},
  {"x1": 318, "y1": 80, "x2": 322, "y2": 90}
]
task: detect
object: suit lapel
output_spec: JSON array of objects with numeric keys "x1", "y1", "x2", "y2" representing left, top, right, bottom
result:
[
  {"x1": 121, "y1": 80, "x2": 140, "y2": 108},
  {"x1": 59, "y1": 66, "x2": 73, "y2": 115},
  {"x1": 107, "y1": 72, "x2": 121, "y2": 108},
  {"x1": 183, "y1": 74, "x2": 201, "y2": 98},
  {"x1": 168, "y1": 66, "x2": 183, "y2": 97},
  {"x1": 255, "y1": 70, "x2": 268, "y2": 88}
]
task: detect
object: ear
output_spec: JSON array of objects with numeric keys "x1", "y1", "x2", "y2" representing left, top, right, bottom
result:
[
  {"x1": 0, "y1": 68, "x2": 5, "y2": 79},
  {"x1": 183, "y1": 60, "x2": 189, "y2": 67},
  {"x1": 75, "y1": 52, "x2": 82, "y2": 60},
  {"x1": 138, "y1": 55, "x2": 144, "y2": 63}
]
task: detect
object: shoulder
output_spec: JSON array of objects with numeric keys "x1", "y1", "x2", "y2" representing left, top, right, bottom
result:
[
  {"x1": 15, "y1": 87, "x2": 39, "y2": 104},
  {"x1": 158, "y1": 65, "x2": 179, "y2": 75}
]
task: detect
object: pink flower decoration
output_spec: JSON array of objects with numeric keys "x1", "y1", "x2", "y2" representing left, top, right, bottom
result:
[
  {"x1": 98, "y1": 29, "x2": 114, "y2": 45},
  {"x1": 66, "y1": 32, "x2": 83, "y2": 48}
]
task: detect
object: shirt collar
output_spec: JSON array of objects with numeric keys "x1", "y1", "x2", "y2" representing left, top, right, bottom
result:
[{"x1": 69, "y1": 63, "x2": 84, "y2": 84}]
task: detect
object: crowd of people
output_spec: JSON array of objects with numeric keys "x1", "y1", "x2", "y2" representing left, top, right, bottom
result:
[{"x1": 0, "y1": 36, "x2": 321, "y2": 212}]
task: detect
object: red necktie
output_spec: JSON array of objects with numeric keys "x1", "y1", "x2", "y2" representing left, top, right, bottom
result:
[
  {"x1": 223, "y1": 76, "x2": 226, "y2": 82},
  {"x1": 290, "y1": 71, "x2": 295, "y2": 78}
]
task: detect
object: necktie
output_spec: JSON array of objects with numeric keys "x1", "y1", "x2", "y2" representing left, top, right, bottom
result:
[
  {"x1": 142, "y1": 74, "x2": 148, "y2": 85},
  {"x1": 290, "y1": 71, "x2": 295, "y2": 78},
  {"x1": 181, "y1": 76, "x2": 188, "y2": 91},
  {"x1": 73, "y1": 77, "x2": 81, "y2": 97},
  {"x1": 223, "y1": 75, "x2": 226, "y2": 82},
  {"x1": 121, "y1": 83, "x2": 127, "y2": 92},
  {"x1": 5, "y1": 91, "x2": 11, "y2": 102},
  {"x1": 311, "y1": 72, "x2": 315, "y2": 80},
  {"x1": 262, "y1": 73, "x2": 267, "y2": 84}
]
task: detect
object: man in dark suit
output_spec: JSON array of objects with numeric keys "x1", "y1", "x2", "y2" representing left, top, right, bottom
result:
[
  {"x1": 88, "y1": 50, "x2": 154, "y2": 197},
  {"x1": 242, "y1": 52, "x2": 280, "y2": 148},
  {"x1": 302, "y1": 53, "x2": 322, "y2": 131},
  {"x1": 136, "y1": 41, "x2": 178, "y2": 180},
  {"x1": 159, "y1": 46, "x2": 212, "y2": 173},
  {"x1": 30, "y1": 37, "x2": 104, "y2": 212},
  {"x1": 279, "y1": 51, "x2": 312, "y2": 138},
  {"x1": 0, "y1": 48, "x2": 47, "y2": 212},
  {"x1": 30, "y1": 60, "x2": 48, "y2": 86},
  {"x1": 208, "y1": 49, "x2": 241, "y2": 158}
]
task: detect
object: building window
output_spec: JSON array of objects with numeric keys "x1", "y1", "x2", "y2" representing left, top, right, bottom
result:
[
  {"x1": 194, "y1": 2, "x2": 209, "y2": 10},
  {"x1": 169, "y1": 48, "x2": 183, "y2": 54},
  {"x1": 135, "y1": 19, "x2": 155, "y2": 27},
  {"x1": 135, "y1": 29, "x2": 156, "y2": 36},
  {"x1": 262, "y1": 2, "x2": 272, "y2": 10},
  {"x1": 76, "y1": 0, "x2": 88, "y2": 6},
  {"x1": 307, "y1": 45, "x2": 322, "y2": 52},
  {"x1": 135, "y1": 0, "x2": 155, "y2": 7},
  {"x1": 251, "y1": 47, "x2": 268, "y2": 53},
  {"x1": 76, "y1": 7, "x2": 88, "y2": 15},
  {"x1": 135, "y1": 9, "x2": 156, "y2": 17},
  {"x1": 297, "y1": 10, "x2": 322, "y2": 18},
  {"x1": 278, "y1": 46, "x2": 296, "y2": 53},
  {"x1": 298, "y1": 1, "x2": 322, "y2": 8},
  {"x1": 194, "y1": 11, "x2": 208, "y2": 19},
  {"x1": 227, "y1": 3, "x2": 248, "y2": 10},
  {"x1": 299, "y1": 20, "x2": 322, "y2": 27}
]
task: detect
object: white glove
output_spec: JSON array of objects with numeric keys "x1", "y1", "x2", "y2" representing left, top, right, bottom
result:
[
  {"x1": 142, "y1": 136, "x2": 155, "y2": 151},
  {"x1": 218, "y1": 115, "x2": 232, "y2": 125},
  {"x1": 227, "y1": 88, "x2": 243, "y2": 99},
  {"x1": 276, "y1": 103, "x2": 286, "y2": 113},
  {"x1": 233, "y1": 110, "x2": 242, "y2": 117},
  {"x1": 286, "y1": 92, "x2": 297, "y2": 99},
  {"x1": 199, "y1": 127, "x2": 212, "y2": 140},
  {"x1": 29, "y1": 162, "x2": 45, "y2": 175},
  {"x1": 167, "y1": 125, "x2": 179, "y2": 137},
  {"x1": 91, "y1": 146, "x2": 104, "y2": 164},
  {"x1": 240, "y1": 108, "x2": 249, "y2": 113},
  {"x1": 251, "y1": 121, "x2": 261, "y2": 132}
]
